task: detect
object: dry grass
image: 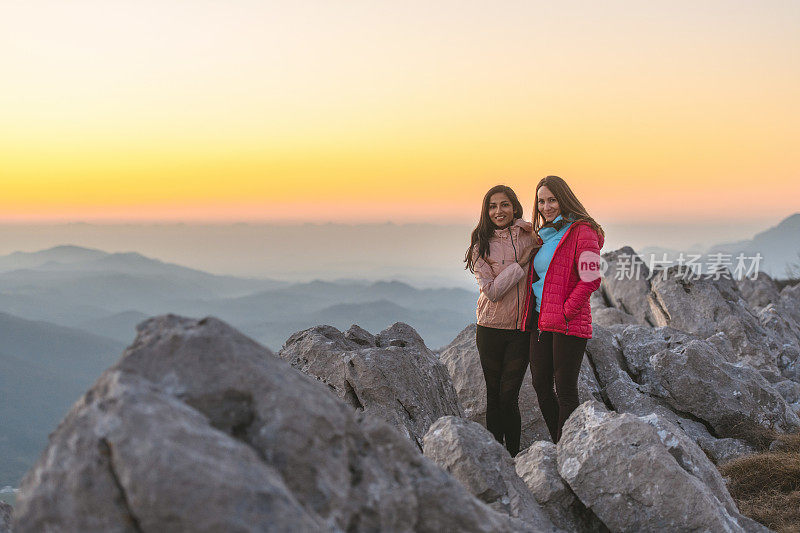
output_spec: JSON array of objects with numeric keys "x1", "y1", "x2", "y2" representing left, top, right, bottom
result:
[{"x1": 720, "y1": 433, "x2": 800, "y2": 532}]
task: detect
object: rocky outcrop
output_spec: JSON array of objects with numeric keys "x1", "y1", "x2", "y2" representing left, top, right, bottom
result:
[
  {"x1": 11, "y1": 243, "x2": 800, "y2": 532},
  {"x1": 12, "y1": 315, "x2": 538, "y2": 533},
  {"x1": 557, "y1": 402, "x2": 769, "y2": 533},
  {"x1": 439, "y1": 324, "x2": 603, "y2": 450},
  {"x1": 601, "y1": 248, "x2": 800, "y2": 374},
  {"x1": 514, "y1": 441, "x2": 606, "y2": 533},
  {"x1": 278, "y1": 322, "x2": 463, "y2": 449},
  {"x1": 648, "y1": 267, "x2": 780, "y2": 369},
  {"x1": 584, "y1": 323, "x2": 798, "y2": 460},
  {"x1": 422, "y1": 416, "x2": 559, "y2": 531},
  {"x1": 585, "y1": 249, "x2": 800, "y2": 461},
  {"x1": 646, "y1": 339, "x2": 800, "y2": 442}
]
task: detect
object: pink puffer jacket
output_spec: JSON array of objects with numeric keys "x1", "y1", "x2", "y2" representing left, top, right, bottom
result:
[
  {"x1": 472, "y1": 219, "x2": 538, "y2": 330},
  {"x1": 521, "y1": 221, "x2": 604, "y2": 339}
]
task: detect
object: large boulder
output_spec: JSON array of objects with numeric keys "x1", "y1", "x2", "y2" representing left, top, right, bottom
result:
[
  {"x1": 13, "y1": 315, "x2": 539, "y2": 532},
  {"x1": 648, "y1": 266, "x2": 779, "y2": 369},
  {"x1": 278, "y1": 322, "x2": 463, "y2": 450},
  {"x1": 584, "y1": 324, "x2": 789, "y2": 459},
  {"x1": 557, "y1": 402, "x2": 769, "y2": 533},
  {"x1": 646, "y1": 339, "x2": 800, "y2": 444},
  {"x1": 422, "y1": 416, "x2": 559, "y2": 531},
  {"x1": 439, "y1": 324, "x2": 602, "y2": 449},
  {"x1": 514, "y1": 441, "x2": 606, "y2": 533}
]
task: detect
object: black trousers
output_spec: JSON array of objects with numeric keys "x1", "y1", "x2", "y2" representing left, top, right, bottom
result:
[
  {"x1": 529, "y1": 311, "x2": 588, "y2": 443},
  {"x1": 475, "y1": 325, "x2": 530, "y2": 457}
]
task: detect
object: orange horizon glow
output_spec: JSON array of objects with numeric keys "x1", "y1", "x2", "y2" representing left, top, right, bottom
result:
[{"x1": 2, "y1": 1, "x2": 798, "y2": 224}]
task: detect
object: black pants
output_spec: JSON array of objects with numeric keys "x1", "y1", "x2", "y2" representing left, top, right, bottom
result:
[
  {"x1": 529, "y1": 311, "x2": 588, "y2": 443},
  {"x1": 475, "y1": 325, "x2": 530, "y2": 457}
]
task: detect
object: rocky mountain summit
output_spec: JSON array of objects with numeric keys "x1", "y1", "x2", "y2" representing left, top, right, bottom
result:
[{"x1": 10, "y1": 247, "x2": 800, "y2": 532}]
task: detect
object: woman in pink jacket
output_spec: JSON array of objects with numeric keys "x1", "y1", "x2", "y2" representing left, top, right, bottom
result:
[
  {"x1": 521, "y1": 176, "x2": 605, "y2": 443},
  {"x1": 465, "y1": 185, "x2": 538, "y2": 456}
]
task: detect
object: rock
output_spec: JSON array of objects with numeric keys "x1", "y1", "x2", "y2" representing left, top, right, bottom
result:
[
  {"x1": 557, "y1": 402, "x2": 769, "y2": 533},
  {"x1": 439, "y1": 324, "x2": 550, "y2": 446},
  {"x1": 635, "y1": 413, "x2": 740, "y2": 514},
  {"x1": 615, "y1": 324, "x2": 694, "y2": 385},
  {"x1": 592, "y1": 306, "x2": 639, "y2": 327},
  {"x1": 647, "y1": 339, "x2": 800, "y2": 445},
  {"x1": 514, "y1": 441, "x2": 606, "y2": 532},
  {"x1": 586, "y1": 326, "x2": 755, "y2": 464},
  {"x1": 774, "y1": 379, "x2": 800, "y2": 404},
  {"x1": 600, "y1": 247, "x2": 655, "y2": 325},
  {"x1": 13, "y1": 315, "x2": 540, "y2": 533},
  {"x1": 758, "y1": 302, "x2": 800, "y2": 373},
  {"x1": 0, "y1": 502, "x2": 11, "y2": 533},
  {"x1": 589, "y1": 290, "x2": 607, "y2": 311},
  {"x1": 278, "y1": 322, "x2": 463, "y2": 450},
  {"x1": 648, "y1": 266, "x2": 780, "y2": 369},
  {"x1": 422, "y1": 416, "x2": 558, "y2": 531},
  {"x1": 738, "y1": 272, "x2": 781, "y2": 309}
]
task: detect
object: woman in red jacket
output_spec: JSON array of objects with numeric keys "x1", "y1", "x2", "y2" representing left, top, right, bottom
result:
[
  {"x1": 521, "y1": 176, "x2": 605, "y2": 443},
  {"x1": 465, "y1": 185, "x2": 538, "y2": 456}
]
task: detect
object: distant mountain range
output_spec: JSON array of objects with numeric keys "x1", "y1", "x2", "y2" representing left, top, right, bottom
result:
[
  {"x1": 0, "y1": 312, "x2": 125, "y2": 486},
  {"x1": 639, "y1": 213, "x2": 800, "y2": 278}
]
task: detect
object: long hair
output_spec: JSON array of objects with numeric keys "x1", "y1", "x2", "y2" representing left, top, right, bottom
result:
[
  {"x1": 533, "y1": 176, "x2": 604, "y2": 238},
  {"x1": 464, "y1": 185, "x2": 524, "y2": 273}
]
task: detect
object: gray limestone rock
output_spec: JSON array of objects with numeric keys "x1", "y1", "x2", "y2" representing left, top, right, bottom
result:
[
  {"x1": 648, "y1": 267, "x2": 780, "y2": 369},
  {"x1": 514, "y1": 441, "x2": 606, "y2": 533},
  {"x1": 647, "y1": 339, "x2": 800, "y2": 444},
  {"x1": 13, "y1": 315, "x2": 539, "y2": 533},
  {"x1": 586, "y1": 326, "x2": 755, "y2": 464},
  {"x1": 422, "y1": 416, "x2": 559, "y2": 531},
  {"x1": 600, "y1": 247, "x2": 655, "y2": 325},
  {"x1": 557, "y1": 402, "x2": 769, "y2": 533},
  {"x1": 278, "y1": 322, "x2": 463, "y2": 450},
  {"x1": 592, "y1": 306, "x2": 639, "y2": 327}
]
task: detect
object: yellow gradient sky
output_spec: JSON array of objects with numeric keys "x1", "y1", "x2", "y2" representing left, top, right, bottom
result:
[{"x1": 1, "y1": 1, "x2": 798, "y2": 224}]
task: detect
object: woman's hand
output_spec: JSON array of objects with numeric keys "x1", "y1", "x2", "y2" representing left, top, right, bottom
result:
[{"x1": 517, "y1": 245, "x2": 536, "y2": 267}]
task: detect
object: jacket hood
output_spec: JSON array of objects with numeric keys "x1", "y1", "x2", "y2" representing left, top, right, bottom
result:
[{"x1": 493, "y1": 218, "x2": 532, "y2": 237}]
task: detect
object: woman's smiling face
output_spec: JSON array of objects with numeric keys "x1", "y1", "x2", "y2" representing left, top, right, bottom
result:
[
  {"x1": 537, "y1": 185, "x2": 561, "y2": 222},
  {"x1": 488, "y1": 192, "x2": 514, "y2": 229}
]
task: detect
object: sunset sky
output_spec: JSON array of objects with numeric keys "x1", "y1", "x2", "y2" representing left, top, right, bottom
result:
[{"x1": 2, "y1": 1, "x2": 798, "y2": 225}]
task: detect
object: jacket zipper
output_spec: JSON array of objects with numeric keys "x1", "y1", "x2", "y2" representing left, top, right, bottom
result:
[
  {"x1": 538, "y1": 223, "x2": 577, "y2": 334},
  {"x1": 521, "y1": 234, "x2": 541, "y2": 333},
  {"x1": 508, "y1": 227, "x2": 520, "y2": 329}
]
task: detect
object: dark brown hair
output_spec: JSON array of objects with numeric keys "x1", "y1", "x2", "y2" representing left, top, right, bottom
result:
[
  {"x1": 464, "y1": 185, "x2": 523, "y2": 273},
  {"x1": 533, "y1": 176, "x2": 604, "y2": 238}
]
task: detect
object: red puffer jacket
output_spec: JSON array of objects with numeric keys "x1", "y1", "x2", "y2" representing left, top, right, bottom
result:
[{"x1": 521, "y1": 221, "x2": 605, "y2": 339}]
